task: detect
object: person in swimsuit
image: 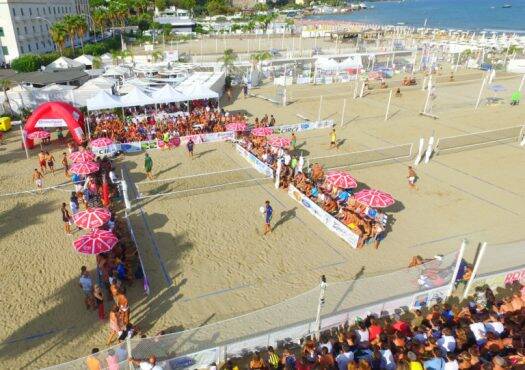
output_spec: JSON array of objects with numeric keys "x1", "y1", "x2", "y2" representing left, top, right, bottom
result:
[
  {"x1": 291, "y1": 133, "x2": 297, "y2": 151},
  {"x1": 144, "y1": 153, "x2": 154, "y2": 180},
  {"x1": 329, "y1": 128, "x2": 337, "y2": 149},
  {"x1": 61, "y1": 202, "x2": 72, "y2": 234},
  {"x1": 45, "y1": 151, "x2": 56, "y2": 175},
  {"x1": 32, "y1": 169, "x2": 43, "y2": 192},
  {"x1": 61, "y1": 152, "x2": 69, "y2": 177},
  {"x1": 407, "y1": 166, "x2": 418, "y2": 190},
  {"x1": 38, "y1": 151, "x2": 47, "y2": 174}
]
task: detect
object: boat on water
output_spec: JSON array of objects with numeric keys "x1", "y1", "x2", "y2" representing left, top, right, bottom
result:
[{"x1": 502, "y1": 4, "x2": 512, "y2": 8}]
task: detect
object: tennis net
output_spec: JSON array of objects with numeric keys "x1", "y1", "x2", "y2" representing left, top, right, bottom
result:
[
  {"x1": 135, "y1": 167, "x2": 272, "y2": 199},
  {"x1": 308, "y1": 143, "x2": 414, "y2": 170},
  {"x1": 436, "y1": 125, "x2": 524, "y2": 154}
]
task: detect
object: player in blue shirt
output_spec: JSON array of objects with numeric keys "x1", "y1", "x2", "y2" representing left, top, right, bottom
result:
[{"x1": 263, "y1": 200, "x2": 273, "y2": 235}]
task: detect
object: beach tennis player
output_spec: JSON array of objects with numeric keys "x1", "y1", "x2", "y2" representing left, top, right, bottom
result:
[
  {"x1": 144, "y1": 153, "x2": 154, "y2": 180},
  {"x1": 407, "y1": 166, "x2": 418, "y2": 190},
  {"x1": 187, "y1": 138, "x2": 195, "y2": 159},
  {"x1": 262, "y1": 200, "x2": 273, "y2": 235},
  {"x1": 32, "y1": 168, "x2": 43, "y2": 192}
]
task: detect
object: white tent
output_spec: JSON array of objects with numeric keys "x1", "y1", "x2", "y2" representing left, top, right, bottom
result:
[
  {"x1": 315, "y1": 57, "x2": 340, "y2": 71},
  {"x1": 81, "y1": 76, "x2": 117, "y2": 90},
  {"x1": 119, "y1": 86, "x2": 155, "y2": 107},
  {"x1": 74, "y1": 54, "x2": 94, "y2": 67},
  {"x1": 185, "y1": 84, "x2": 219, "y2": 100},
  {"x1": 103, "y1": 66, "x2": 129, "y2": 77},
  {"x1": 86, "y1": 90, "x2": 123, "y2": 111},
  {"x1": 46, "y1": 56, "x2": 83, "y2": 70},
  {"x1": 100, "y1": 53, "x2": 113, "y2": 64},
  {"x1": 150, "y1": 84, "x2": 187, "y2": 103},
  {"x1": 339, "y1": 55, "x2": 363, "y2": 69}
]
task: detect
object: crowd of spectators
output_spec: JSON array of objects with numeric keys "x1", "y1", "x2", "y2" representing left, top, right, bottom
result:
[
  {"x1": 239, "y1": 133, "x2": 388, "y2": 250},
  {"x1": 88, "y1": 101, "x2": 247, "y2": 144},
  {"x1": 235, "y1": 283, "x2": 525, "y2": 370}
]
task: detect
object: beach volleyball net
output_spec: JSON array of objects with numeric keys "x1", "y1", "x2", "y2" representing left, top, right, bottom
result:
[
  {"x1": 436, "y1": 125, "x2": 524, "y2": 154},
  {"x1": 308, "y1": 143, "x2": 414, "y2": 170},
  {"x1": 135, "y1": 167, "x2": 272, "y2": 199}
]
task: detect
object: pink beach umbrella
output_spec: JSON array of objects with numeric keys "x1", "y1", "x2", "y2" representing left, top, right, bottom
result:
[
  {"x1": 267, "y1": 136, "x2": 291, "y2": 148},
  {"x1": 73, "y1": 229, "x2": 118, "y2": 255},
  {"x1": 90, "y1": 137, "x2": 114, "y2": 147},
  {"x1": 69, "y1": 161, "x2": 100, "y2": 175},
  {"x1": 225, "y1": 122, "x2": 247, "y2": 132},
  {"x1": 73, "y1": 207, "x2": 111, "y2": 229},
  {"x1": 251, "y1": 127, "x2": 273, "y2": 137},
  {"x1": 69, "y1": 150, "x2": 95, "y2": 163},
  {"x1": 325, "y1": 170, "x2": 357, "y2": 189},
  {"x1": 354, "y1": 189, "x2": 395, "y2": 208}
]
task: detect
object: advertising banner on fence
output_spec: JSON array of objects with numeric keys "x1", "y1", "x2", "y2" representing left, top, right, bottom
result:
[
  {"x1": 235, "y1": 144, "x2": 274, "y2": 178},
  {"x1": 287, "y1": 185, "x2": 359, "y2": 248},
  {"x1": 273, "y1": 120, "x2": 334, "y2": 134},
  {"x1": 471, "y1": 267, "x2": 525, "y2": 292},
  {"x1": 166, "y1": 347, "x2": 219, "y2": 370}
]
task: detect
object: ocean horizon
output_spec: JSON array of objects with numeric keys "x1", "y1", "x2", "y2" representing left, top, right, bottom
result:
[{"x1": 307, "y1": 0, "x2": 525, "y2": 33}]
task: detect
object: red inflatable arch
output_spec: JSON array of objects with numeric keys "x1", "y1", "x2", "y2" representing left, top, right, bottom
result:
[{"x1": 24, "y1": 101, "x2": 85, "y2": 148}]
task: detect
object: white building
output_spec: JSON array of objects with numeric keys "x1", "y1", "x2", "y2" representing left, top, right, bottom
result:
[{"x1": 0, "y1": 0, "x2": 89, "y2": 63}]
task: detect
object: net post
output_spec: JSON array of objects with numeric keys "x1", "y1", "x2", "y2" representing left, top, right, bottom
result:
[
  {"x1": 446, "y1": 239, "x2": 467, "y2": 298},
  {"x1": 462, "y1": 242, "x2": 487, "y2": 300},
  {"x1": 120, "y1": 169, "x2": 131, "y2": 210}
]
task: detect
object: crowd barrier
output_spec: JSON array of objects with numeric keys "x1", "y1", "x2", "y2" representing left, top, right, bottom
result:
[
  {"x1": 463, "y1": 240, "x2": 525, "y2": 299},
  {"x1": 91, "y1": 131, "x2": 236, "y2": 156},
  {"x1": 235, "y1": 144, "x2": 274, "y2": 178},
  {"x1": 123, "y1": 208, "x2": 150, "y2": 296},
  {"x1": 271, "y1": 120, "x2": 334, "y2": 134},
  {"x1": 288, "y1": 184, "x2": 360, "y2": 248},
  {"x1": 44, "y1": 249, "x2": 462, "y2": 369},
  {"x1": 435, "y1": 125, "x2": 525, "y2": 154}
]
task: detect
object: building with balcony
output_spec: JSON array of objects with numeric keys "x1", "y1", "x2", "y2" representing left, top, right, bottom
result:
[{"x1": 0, "y1": 0, "x2": 89, "y2": 63}]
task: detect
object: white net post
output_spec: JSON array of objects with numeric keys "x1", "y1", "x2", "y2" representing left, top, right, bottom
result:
[
  {"x1": 462, "y1": 242, "x2": 487, "y2": 299},
  {"x1": 121, "y1": 169, "x2": 131, "y2": 210},
  {"x1": 446, "y1": 239, "x2": 467, "y2": 298}
]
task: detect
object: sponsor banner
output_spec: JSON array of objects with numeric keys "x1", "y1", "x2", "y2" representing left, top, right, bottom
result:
[
  {"x1": 166, "y1": 347, "x2": 219, "y2": 370},
  {"x1": 470, "y1": 267, "x2": 525, "y2": 292},
  {"x1": 92, "y1": 143, "x2": 120, "y2": 157},
  {"x1": 35, "y1": 118, "x2": 67, "y2": 128},
  {"x1": 411, "y1": 287, "x2": 449, "y2": 310},
  {"x1": 235, "y1": 144, "x2": 274, "y2": 178},
  {"x1": 287, "y1": 185, "x2": 359, "y2": 248},
  {"x1": 120, "y1": 142, "x2": 143, "y2": 153},
  {"x1": 272, "y1": 120, "x2": 334, "y2": 134}
]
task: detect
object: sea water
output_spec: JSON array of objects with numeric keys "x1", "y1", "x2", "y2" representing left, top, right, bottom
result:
[{"x1": 308, "y1": 0, "x2": 525, "y2": 33}]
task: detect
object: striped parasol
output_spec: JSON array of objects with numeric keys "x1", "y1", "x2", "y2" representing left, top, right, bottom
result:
[
  {"x1": 27, "y1": 130, "x2": 50, "y2": 140},
  {"x1": 354, "y1": 189, "x2": 395, "y2": 208},
  {"x1": 69, "y1": 150, "x2": 95, "y2": 163},
  {"x1": 325, "y1": 170, "x2": 357, "y2": 189},
  {"x1": 90, "y1": 137, "x2": 114, "y2": 147},
  {"x1": 267, "y1": 136, "x2": 291, "y2": 148},
  {"x1": 225, "y1": 122, "x2": 247, "y2": 132},
  {"x1": 73, "y1": 229, "x2": 118, "y2": 255},
  {"x1": 69, "y1": 161, "x2": 100, "y2": 175},
  {"x1": 73, "y1": 207, "x2": 111, "y2": 229},
  {"x1": 251, "y1": 127, "x2": 273, "y2": 137}
]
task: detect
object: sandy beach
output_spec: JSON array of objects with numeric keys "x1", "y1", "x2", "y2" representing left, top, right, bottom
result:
[{"x1": 1, "y1": 65, "x2": 524, "y2": 368}]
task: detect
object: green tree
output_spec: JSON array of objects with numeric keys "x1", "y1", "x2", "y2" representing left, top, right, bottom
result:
[
  {"x1": 176, "y1": 0, "x2": 196, "y2": 10},
  {"x1": 155, "y1": 0, "x2": 168, "y2": 11},
  {"x1": 111, "y1": 50, "x2": 123, "y2": 65},
  {"x1": 74, "y1": 15, "x2": 88, "y2": 52},
  {"x1": 92, "y1": 8, "x2": 108, "y2": 41},
  {"x1": 92, "y1": 56, "x2": 103, "y2": 69},
  {"x1": 49, "y1": 22, "x2": 67, "y2": 55},
  {"x1": 207, "y1": 0, "x2": 229, "y2": 16},
  {"x1": 151, "y1": 50, "x2": 163, "y2": 62},
  {"x1": 63, "y1": 15, "x2": 78, "y2": 56},
  {"x1": 218, "y1": 48, "x2": 237, "y2": 75},
  {"x1": 135, "y1": 0, "x2": 149, "y2": 14},
  {"x1": 10, "y1": 54, "x2": 43, "y2": 72}
]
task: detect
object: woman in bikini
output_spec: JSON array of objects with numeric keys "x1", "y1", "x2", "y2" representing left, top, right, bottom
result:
[
  {"x1": 107, "y1": 305, "x2": 121, "y2": 345},
  {"x1": 60, "y1": 202, "x2": 72, "y2": 234}
]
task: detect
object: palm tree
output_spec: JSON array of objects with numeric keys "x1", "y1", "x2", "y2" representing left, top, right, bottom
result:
[
  {"x1": 74, "y1": 15, "x2": 88, "y2": 53},
  {"x1": 92, "y1": 56, "x2": 102, "y2": 69},
  {"x1": 1, "y1": 79, "x2": 13, "y2": 115},
  {"x1": 122, "y1": 49, "x2": 134, "y2": 63},
  {"x1": 92, "y1": 8, "x2": 107, "y2": 42},
  {"x1": 151, "y1": 50, "x2": 163, "y2": 62},
  {"x1": 218, "y1": 48, "x2": 238, "y2": 75},
  {"x1": 63, "y1": 15, "x2": 77, "y2": 56},
  {"x1": 111, "y1": 50, "x2": 122, "y2": 65},
  {"x1": 50, "y1": 22, "x2": 67, "y2": 55}
]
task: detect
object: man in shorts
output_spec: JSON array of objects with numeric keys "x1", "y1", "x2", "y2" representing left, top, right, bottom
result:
[
  {"x1": 186, "y1": 138, "x2": 194, "y2": 159},
  {"x1": 407, "y1": 166, "x2": 418, "y2": 190},
  {"x1": 38, "y1": 150, "x2": 47, "y2": 174},
  {"x1": 61, "y1": 152, "x2": 69, "y2": 178},
  {"x1": 144, "y1": 153, "x2": 154, "y2": 180},
  {"x1": 329, "y1": 128, "x2": 337, "y2": 149},
  {"x1": 32, "y1": 169, "x2": 43, "y2": 192},
  {"x1": 263, "y1": 200, "x2": 273, "y2": 235}
]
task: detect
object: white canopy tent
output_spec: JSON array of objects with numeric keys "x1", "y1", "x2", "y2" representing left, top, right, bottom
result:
[
  {"x1": 150, "y1": 84, "x2": 187, "y2": 103},
  {"x1": 74, "y1": 54, "x2": 94, "y2": 67},
  {"x1": 86, "y1": 90, "x2": 123, "y2": 111},
  {"x1": 119, "y1": 86, "x2": 155, "y2": 107},
  {"x1": 184, "y1": 84, "x2": 219, "y2": 100},
  {"x1": 45, "y1": 56, "x2": 83, "y2": 70},
  {"x1": 315, "y1": 57, "x2": 340, "y2": 71}
]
